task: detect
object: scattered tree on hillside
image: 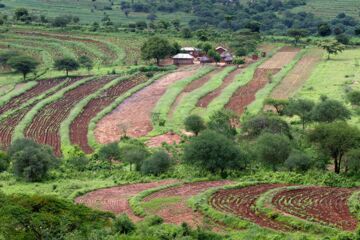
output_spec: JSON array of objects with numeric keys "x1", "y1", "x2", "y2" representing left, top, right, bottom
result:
[
  {"x1": 345, "y1": 148, "x2": 360, "y2": 174},
  {"x1": 0, "y1": 151, "x2": 9, "y2": 172},
  {"x1": 308, "y1": 122, "x2": 360, "y2": 174},
  {"x1": 184, "y1": 130, "x2": 247, "y2": 176},
  {"x1": 317, "y1": 40, "x2": 345, "y2": 60},
  {"x1": 141, "y1": 151, "x2": 172, "y2": 176},
  {"x1": 79, "y1": 55, "x2": 94, "y2": 71},
  {"x1": 54, "y1": 57, "x2": 80, "y2": 76},
  {"x1": 264, "y1": 98, "x2": 288, "y2": 115},
  {"x1": 287, "y1": 28, "x2": 308, "y2": 46},
  {"x1": 14, "y1": 8, "x2": 29, "y2": 22},
  {"x1": 184, "y1": 115, "x2": 206, "y2": 136},
  {"x1": 98, "y1": 142, "x2": 121, "y2": 169},
  {"x1": 285, "y1": 150, "x2": 312, "y2": 172},
  {"x1": 347, "y1": 90, "x2": 360, "y2": 106},
  {"x1": 285, "y1": 98, "x2": 315, "y2": 130},
  {"x1": 318, "y1": 23, "x2": 332, "y2": 36},
  {"x1": 8, "y1": 56, "x2": 39, "y2": 80},
  {"x1": 208, "y1": 109, "x2": 237, "y2": 138},
  {"x1": 256, "y1": 133, "x2": 291, "y2": 171},
  {"x1": 121, "y1": 140, "x2": 150, "y2": 171},
  {"x1": 114, "y1": 214, "x2": 136, "y2": 234},
  {"x1": 0, "y1": 51, "x2": 20, "y2": 69},
  {"x1": 207, "y1": 49, "x2": 221, "y2": 65},
  {"x1": 141, "y1": 36, "x2": 172, "y2": 65},
  {"x1": 312, "y1": 98, "x2": 351, "y2": 123}
]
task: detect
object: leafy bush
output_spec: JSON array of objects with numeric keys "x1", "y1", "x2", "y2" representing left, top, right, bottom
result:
[
  {"x1": 312, "y1": 98, "x2": 351, "y2": 123},
  {"x1": 347, "y1": 90, "x2": 360, "y2": 106},
  {"x1": 121, "y1": 141, "x2": 150, "y2": 171},
  {"x1": 141, "y1": 151, "x2": 172, "y2": 176},
  {"x1": 184, "y1": 114, "x2": 206, "y2": 136},
  {"x1": 285, "y1": 150, "x2": 312, "y2": 172},
  {"x1": 0, "y1": 151, "x2": 9, "y2": 172},
  {"x1": 113, "y1": 214, "x2": 136, "y2": 234},
  {"x1": 346, "y1": 149, "x2": 360, "y2": 174},
  {"x1": 98, "y1": 142, "x2": 121, "y2": 167},
  {"x1": 208, "y1": 110, "x2": 237, "y2": 138}
]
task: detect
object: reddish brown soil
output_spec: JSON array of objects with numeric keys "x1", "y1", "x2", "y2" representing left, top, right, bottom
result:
[
  {"x1": 143, "y1": 180, "x2": 234, "y2": 226},
  {"x1": 272, "y1": 186, "x2": 358, "y2": 231},
  {"x1": 25, "y1": 76, "x2": 115, "y2": 156},
  {"x1": 145, "y1": 132, "x2": 181, "y2": 148},
  {"x1": 0, "y1": 78, "x2": 81, "y2": 149},
  {"x1": 168, "y1": 68, "x2": 221, "y2": 118},
  {"x1": 210, "y1": 184, "x2": 291, "y2": 231},
  {"x1": 95, "y1": 67, "x2": 199, "y2": 144},
  {"x1": 70, "y1": 74, "x2": 148, "y2": 154},
  {"x1": 75, "y1": 180, "x2": 178, "y2": 221},
  {"x1": 0, "y1": 77, "x2": 72, "y2": 115},
  {"x1": 226, "y1": 48, "x2": 299, "y2": 115}
]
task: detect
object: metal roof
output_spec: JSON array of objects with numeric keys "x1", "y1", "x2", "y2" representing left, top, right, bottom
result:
[{"x1": 172, "y1": 53, "x2": 194, "y2": 59}]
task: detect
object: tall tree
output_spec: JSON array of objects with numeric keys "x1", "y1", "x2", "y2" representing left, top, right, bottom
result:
[
  {"x1": 285, "y1": 98, "x2": 315, "y2": 130},
  {"x1": 317, "y1": 40, "x2": 345, "y2": 60},
  {"x1": 312, "y1": 99, "x2": 351, "y2": 123},
  {"x1": 54, "y1": 57, "x2": 80, "y2": 76},
  {"x1": 8, "y1": 56, "x2": 39, "y2": 80},
  {"x1": 141, "y1": 36, "x2": 172, "y2": 65},
  {"x1": 287, "y1": 28, "x2": 308, "y2": 46}
]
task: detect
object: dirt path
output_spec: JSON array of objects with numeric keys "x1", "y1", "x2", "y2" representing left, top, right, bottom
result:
[
  {"x1": 272, "y1": 186, "x2": 358, "y2": 231},
  {"x1": 142, "y1": 180, "x2": 233, "y2": 226},
  {"x1": 226, "y1": 47, "x2": 299, "y2": 115},
  {"x1": 270, "y1": 49, "x2": 323, "y2": 99},
  {"x1": 95, "y1": 67, "x2": 198, "y2": 144},
  {"x1": 210, "y1": 184, "x2": 291, "y2": 231},
  {"x1": 75, "y1": 180, "x2": 178, "y2": 221}
]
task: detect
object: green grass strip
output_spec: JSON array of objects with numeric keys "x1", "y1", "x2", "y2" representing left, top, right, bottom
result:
[
  {"x1": 60, "y1": 73, "x2": 138, "y2": 155},
  {"x1": 129, "y1": 182, "x2": 182, "y2": 217},
  {"x1": 203, "y1": 50, "x2": 278, "y2": 120},
  {"x1": 87, "y1": 71, "x2": 173, "y2": 150},
  {"x1": 349, "y1": 190, "x2": 360, "y2": 220},
  {"x1": 172, "y1": 66, "x2": 236, "y2": 127},
  {"x1": 244, "y1": 49, "x2": 306, "y2": 118},
  {"x1": 12, "y1": 76, "x2": 96, "y2": 141},
  {"x1": 255, "y1": 186, "x2": 339, "y2": 235},
  {"x1": 152, "y1": 66, "x2": 214, "y2": 125},
  {"x1": 0, "y1": 81, "x2": 38, "y2": 107}
]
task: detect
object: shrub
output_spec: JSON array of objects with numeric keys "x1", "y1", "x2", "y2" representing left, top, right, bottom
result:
[
  {"x1": 113, "y1": 214, "x2": 136, "y2": 234},
  {"x1": 312, "y1": 98, "x2": 351, "y2": 123},
  {"x1": 208, "y1": 109, "x2": 237, "y2": 138},
  {"x1": 347, "y1": 90, "x2": 360, "y2": 106},
  {"x1": 285, "y1": 150, "x2": 312, "y2": 172},
  {"x1": 98, "y1": 142, "x2": 121, "y2": 168},
  {"x1": 121, "y1": 143, "x2": 150, "y2": 171},
  {"x1": 346, "y1": 149, "x2": 360, "y2": 174},
  {"x1": 184, "y1": 114, "x2": 206, "y2": 136},
  {"x1": 0, "y1": 151, "x2": 9, "y2": 172},
  {"x1": 141, "y1": 151, "x2": 172, "y2": 176}
]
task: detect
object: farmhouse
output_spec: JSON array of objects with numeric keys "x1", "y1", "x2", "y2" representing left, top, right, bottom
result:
[
  {"x1": 216, "y1": 46, "x2": 228, "y2": 54},
  {"x1": 199, "y1": 56, "x2": 212, "y2": 64},
  {"x1": 180, "y1": 47, "x2": 201, "y2": 57},
  {"x1": 172, "y1": 53, "x2": 194, "y2": 65}
]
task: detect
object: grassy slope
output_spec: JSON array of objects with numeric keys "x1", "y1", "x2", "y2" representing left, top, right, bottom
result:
[{"x1": 295, "y1": 48, "x2": 360, "y2": 125}]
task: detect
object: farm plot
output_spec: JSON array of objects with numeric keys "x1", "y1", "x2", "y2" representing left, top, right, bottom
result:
[
  {"x1": 270, "y1": 49, "x2": 323, "y2": 99},
  {"x1": 226, "y1": 47, "x2": 299, "y2": 115},
  {"x1": 24, "y1": 76, "x2": 116, "y2": 156},
  {"x1": 142, "y1": 180, "x2": 233, "y2": 226},
  {"x1": 75, "y1": 180, "x2": 178, "y2": 221},
  {"x1": 95, "y1": 67, "x2": 198, "y2": 143},
  {"x1": 70, "y1": 74, "x2": 148, "y2": 153},
  {"x1": 210, "y1": 184, "x2": 290, "y2": 230},
  {"x1": 272, "y1": 186, "x2": 358, "y2": 231}
]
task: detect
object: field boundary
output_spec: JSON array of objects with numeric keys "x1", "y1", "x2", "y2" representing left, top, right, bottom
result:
[
  {"x1": 12, "y1": 76, "x2": 96, "y2": 141},
  {"x1": 0, "y1": 81, "x2": 38, "y2": 107},
  {"x1": 348, "y1": 190, "x2": 360, "y2": 221}
]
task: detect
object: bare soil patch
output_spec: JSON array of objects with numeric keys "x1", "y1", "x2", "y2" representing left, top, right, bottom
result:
[
  {"x1": 272, "y1": 186, "x2": 358, "y2": 231},
  {"x1": 70, "y1": 74, "x2": 148, "y2": 154},
  {"x1": 145, "y1": 132, "x2": 181, "y2": 148},
  {"x1": 75, "y1": 180, "x2": 178, "y2": 221},
  {"x1": 270, "y1": 50, "x2": 323, "y2": 99},
  {"x1": 95, "y1": 67, "x2": 198, "y2": 144},
  {"x1": 143, "y1": 180, "x2": 233, "y2": 226},
  {"x1": 25, "y1": 76, "x2": 115, "y2": 156},
  {"x1": 210, "y1": 184, "x2": 290, "y2": 231}
]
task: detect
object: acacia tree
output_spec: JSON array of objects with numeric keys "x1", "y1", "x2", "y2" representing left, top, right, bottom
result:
[
  {"x1": 317, "y1": 40, "x2": 345, "y2": 60},
  {"x1": 184, "y1": 115, "x2": 206, "y2": 136},
  {"x1": 54, "y1": 57, "x2": 80, "y2": 76},
  {"x1": 285, "y1": 98, "x2": 315, "y2": 130},
  {"x1": 308, "y1": 122, "x2": 360, "y2": 174},
  {"x1": 287, "y1": 28, "x2": 308, "y2": 46},
  {"x1": 141, "y1": 36, "x2": 172, "y2": 65},
  {"x1": 312, "y1": 99, "x2": 351, "y2": 123},
  {"x1": 8, "y1": 56, "x2": 39, "y2": 80}
]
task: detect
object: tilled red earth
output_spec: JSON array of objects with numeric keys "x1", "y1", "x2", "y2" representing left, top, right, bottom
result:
[
  {"x1": 272, "y1": 186, "x2": 358, "y2": 231},
  {"x1": 70, "y1": 74, "x2": 148, "y2": 154},
  {"x1": 24, "y1": 76, "x2": 116, "y2": 156},
  {"x1": 143, "y1": 180, "x2": 234, "y2": 226},
  {"x1": 75, "y1": 180, "x2": 178, "y2": 221},
  {"x1": 0, "y1": 77, "x2": 82, "y2": 149},
  {"x1": 210, "y1": 184, "x2": 291, "y2": 231}
]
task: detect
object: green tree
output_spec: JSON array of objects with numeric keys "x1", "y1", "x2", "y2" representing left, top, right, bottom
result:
[
  {"x1": 14, "y1": 8, "x2": 29, "y2": 21},
  {"x1": 208, "y1": 109, "x2": 237, "y2": 138},
  {"x1": 113, "y1": 214, "x2": 136, "y2": 234},
  {"x1": 256, "y1": 133, "x2": 292, "y2": 171},
  {"x1": 317, "y1": 40, "x2": 345, "y2": 60},
  {"x1": 285, "y1": 98, "x2": 315, "y2": 130},
  {"x1": 208, "y1": 49, "x2": 221, "y2": 65},
  {"x1": 8, "y1": 56, "x2": 39, "y2": 80},
  {"x1": 0, "y1": 51, "x2": 20, "y2": 69},
  {"x1": 347, "y1": 90, "x2": 360, "y2": 106},
  {"x1": 9, "y1": 139, "x2": 57, "y2": 182},
  {"x1": 312, "y1": 99, "x2": 351, "y2": 123},
  {"x1": 285, "y1": 150, "x2": 312, "y2": 172},
  {"x1": 65, "y1": 146, "x2": 89, "y2": 172},
  {"x1": 264, "y1": 98, "x2": 288, "y2": 115},
  {"x1": 318, "y1": 23, "x2": 332, "y2": 36},
  {"x1": 141, "y1": 151, "x2": 172, "y2": 176},
  {"x1": 54, "y1": 57, "x2": 80, "y2": 76},
  {"x1": 141, "y1": 36, "x2": 172, "y2": 65},
  {"x1": 184, "y1": 130, "x2": 247, "y2": 175},
  {"x1": 287, "y1": 28, "x2": 308, "y2": 45},
  {"x1": 78, "y1": 55, "x2": 94, "y2": 71},
  {"x1": 181, "y1": 27, "x2": 192, "y2": 38},
  {"x1": 184, "y1": 114, "x2": 206, "y2": 136},
  {"x1": 308, "y1": 122, "x2": 360, "y2": 174},
  {"x1": 98, "y1": 142, "x2": 121, "y2": 169},
  {"x1": 345, "y1": 148, "x2": 360, "y2": 174},
  {"x1": 121, "y1": 142, "x2": 150, "y2": 171},
  {"x1": 0, "y1": 151, "x2": 9, "y2": 172}
]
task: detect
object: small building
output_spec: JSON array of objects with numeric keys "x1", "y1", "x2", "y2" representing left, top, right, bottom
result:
[
  {"x1": 224, "y1": 56, "x2": 233, "y2": 64},
  {"x1": 199, "y1": 56, "x2": 212, "y2": 64},
  {"x1": 216, "y1": 46, "x2": 228, "y2": 55},
  {"x1": 172, "y1": 53, "x2": 194, "y2": 65},
  {"x1": 221, "y1": 52, "x2": 232, "y2": 60},
  {"x1": 180, "y1": 47, "x2": 201, "y2": 57}
]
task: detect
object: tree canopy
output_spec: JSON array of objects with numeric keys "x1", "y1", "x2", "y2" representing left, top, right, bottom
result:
[{"x1": 141, "y1": 36, "x2": 172, "y2": 65}]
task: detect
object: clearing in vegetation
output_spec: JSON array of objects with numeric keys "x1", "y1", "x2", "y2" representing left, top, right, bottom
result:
[
  {"x1": 270, "y1": 49, "x2": 323, "y2": 99},
  {"x1": 94, "y1": 67, "x2": 198, "y2": 143},
  {"x1": 142, "y1": 180, "x2": 233, "y2": 226},
  {"x1": 226, "y1": 47, "x2": 299, "y2": 115},
  {"x1": 70, "y1": 73, "x2": 149, "y2": 153},
  {"x1": 75, "y1": 180, "x2": 178, "y2": 221},
  {"x1": 24, "y1": 76, "x2": 116, "y2": 156}
]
